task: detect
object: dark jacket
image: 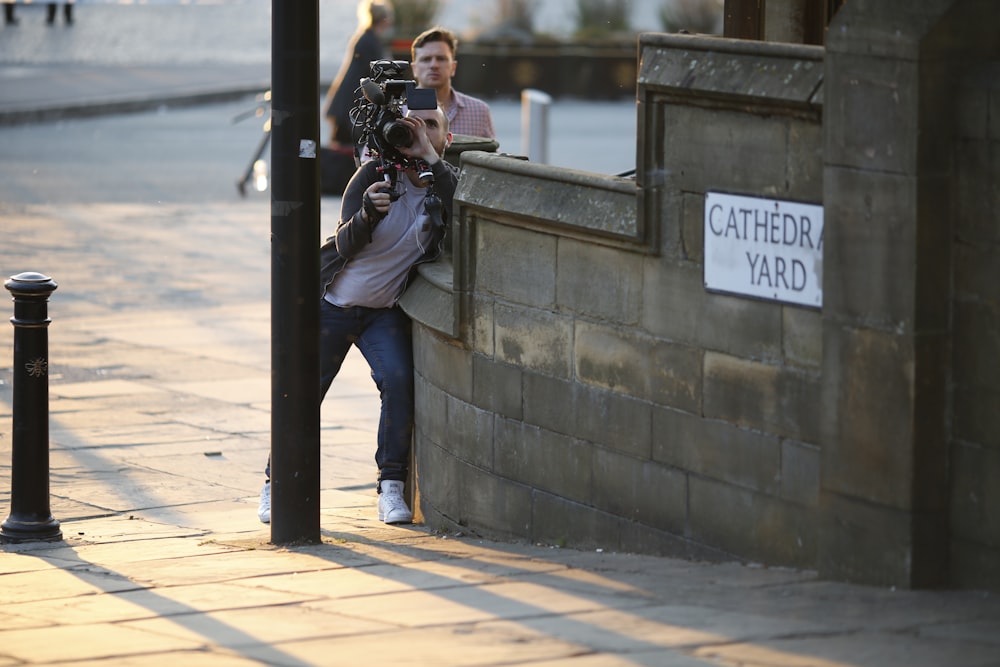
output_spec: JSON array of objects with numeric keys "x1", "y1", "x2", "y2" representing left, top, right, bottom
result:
[{"x1": 319, "y1": 158, "x2": 460, "y2": 301}]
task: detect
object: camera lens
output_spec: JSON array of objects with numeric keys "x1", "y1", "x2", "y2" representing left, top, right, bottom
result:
[{"x1": 382, "y1": 120, "x2": 413, "y2": 148}]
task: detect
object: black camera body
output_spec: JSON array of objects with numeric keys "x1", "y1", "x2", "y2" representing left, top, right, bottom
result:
[{"x1": 352, "y1": 60, "x2": 438, "y2": 164}]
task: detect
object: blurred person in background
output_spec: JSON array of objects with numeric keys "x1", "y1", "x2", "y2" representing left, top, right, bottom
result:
[
  {"x1": 410, "y1": 26, "x2": 495, "y2": 139},
  {"x1": 47, "y1": 2, "x2": 73, "y2": 25},
  {"x1": 320, "y1": 0, "x2": 394, "y2": 195},
  {"x1": 324, "y1": 0, "x2": 394, "y2": 151}
]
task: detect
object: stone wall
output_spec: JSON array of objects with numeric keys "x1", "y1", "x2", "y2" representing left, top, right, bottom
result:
[{"x1": 401, "y1": 1, "x2": 1000, "y2": 590}]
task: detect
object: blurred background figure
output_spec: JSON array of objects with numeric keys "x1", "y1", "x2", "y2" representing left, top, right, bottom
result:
[
  {"x1": 4, "y1": 1, "x2": 17, "y2": 25},
  {"x1": 410, "y1": 26, "x2": 495, "y2": 139},
  {"x1": 47, "y1": 2, "x2": 74, "y2": 25},
  {"x1": 323, "y1": 0, "x2": 394, "y2": 150}
]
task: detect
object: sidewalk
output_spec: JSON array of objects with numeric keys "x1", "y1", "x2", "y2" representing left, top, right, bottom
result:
[{"x1": 2, "y1": 9, "x2": 1000, "y2": 667}]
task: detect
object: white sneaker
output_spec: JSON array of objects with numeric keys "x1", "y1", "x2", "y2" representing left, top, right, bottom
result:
[
  {"x1": 378, "y1": 480, "x2": 413, "y2": 524},
  {"x1": 257, "y1": 482, "x2": 271, "y2": 524}
]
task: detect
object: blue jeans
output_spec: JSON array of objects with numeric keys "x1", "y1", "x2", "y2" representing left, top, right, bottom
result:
[{"x1": 266, "y1": 299, "x2": 414, "y2": 486}]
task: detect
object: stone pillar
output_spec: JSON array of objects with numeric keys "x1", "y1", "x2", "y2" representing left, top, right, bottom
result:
[{"x1": 819, "y1": 1, "x2": 969, "y2": 587}]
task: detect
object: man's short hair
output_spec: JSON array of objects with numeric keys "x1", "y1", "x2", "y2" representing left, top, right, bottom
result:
[{"x1": 411, "y1": 26, "x2": 458, "y2": 59}]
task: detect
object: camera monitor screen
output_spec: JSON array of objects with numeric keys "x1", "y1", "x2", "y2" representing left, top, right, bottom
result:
[{"x1": 405, "y1": 83, "x2": 438, "y2": 110}]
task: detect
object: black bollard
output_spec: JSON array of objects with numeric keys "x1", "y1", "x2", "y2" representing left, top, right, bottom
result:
[{"x1": 1, "y1": 272, "x2": 62, "y2": 543}]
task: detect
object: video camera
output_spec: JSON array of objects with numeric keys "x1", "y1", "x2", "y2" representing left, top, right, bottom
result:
[{"x1": 350, "y1": 59, "x2": 438, "y2": 166}]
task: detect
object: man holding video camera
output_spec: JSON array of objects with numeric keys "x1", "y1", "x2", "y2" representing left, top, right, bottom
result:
[{"x1": 258, "y1": 105, "x2": 457, "y2": 526}]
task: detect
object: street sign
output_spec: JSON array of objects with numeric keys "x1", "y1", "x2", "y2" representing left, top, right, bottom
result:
[{"x1": 704, "y1": 191, "x2": 823, "y2": 308}]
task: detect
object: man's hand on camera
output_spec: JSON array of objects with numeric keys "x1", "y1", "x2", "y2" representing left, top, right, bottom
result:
[
  {"x1": 362, "y1": 181, "x2": 392, "y2": 224},
  {"x1": 398, "y1": 115, "x2": 440, "y2": 165}
]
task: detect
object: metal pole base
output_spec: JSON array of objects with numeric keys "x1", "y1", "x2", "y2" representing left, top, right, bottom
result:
[{"x1": 1, "y1": 515, "x2": 62, "y2": 544}]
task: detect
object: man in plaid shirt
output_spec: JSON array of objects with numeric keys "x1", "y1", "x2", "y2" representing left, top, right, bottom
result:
[{"x1": 411, "y1": 27, "x2": 496, "y2": 140}]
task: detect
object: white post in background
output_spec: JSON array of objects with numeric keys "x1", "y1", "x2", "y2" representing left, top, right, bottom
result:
[{"x1": 521, "y1": 89, "x2": 551, "y2": 163}]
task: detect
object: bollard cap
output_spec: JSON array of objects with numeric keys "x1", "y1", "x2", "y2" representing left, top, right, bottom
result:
[{"x1": 5, "y1": 272, "x2": 58, "y2": 297}]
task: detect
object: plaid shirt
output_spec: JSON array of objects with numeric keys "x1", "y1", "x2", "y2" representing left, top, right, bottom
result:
[{"x1": 446, "y1": 89, "x2": 496, "y2": 139}]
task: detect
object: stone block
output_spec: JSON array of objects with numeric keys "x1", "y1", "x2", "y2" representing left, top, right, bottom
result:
[
  {"x1": 456, "y1": 152, "x2": 640, "y2": 240},
  {"x1": 950, "y1": 538, "x2": 1000, "y2": 592},
  {"x1": 822, "y1": 167, "x2": 918, "y2": 329},
  {"x1": 494, "y1": 303, "x2": 573, "y2": 378},
  {"x1": 556, "y1": 238, "x2": 643, "y2": 325},
  {"x1": 414, "y1": 374, "x2": 448, "y2": 455},
  {"x1": 786, "y1": 120, "x2": 824, "y2": 201},
  {"x1": 399, "y1": 262, "x2": 456, "y2": 338},
  {"x1": 955, "y1": 141, "x2": 1000, "y2": 242},
  {"x1": 638, "y1": 35, "x2": 824, "y2": 106},
  {"x1": 472, "y1": 353, "x2": 523, "y2": 421},
  {"x1": 413, "y1": 327, "x2": 473, "y2": 404},
  {"x1": 590, "y1": 448, "x2": 686, "y2": 533},
  {"x1": 415, "y1": 437, "x2": 463, "y2": 527},
  {"x1": 458, "y1": 461, "x2": 534, "y2": 542},
  {"x1": 952, "y1": 385, "x2": 1000, "y2": 451},
  {"x1": 620, "y1": 520, "x2": 733, "y2": 562},
  {"x1": 992, "y1": 87, "x2": 1000, "y2": 140},
  {"x1": 531, "y1": 491, "x2": 623, "y2": 552},
  {"x1": 703, "y1": 351, "x2": 822, "y2": 444},
  {"x1": 662, "y1": 105, "x2": 789, "y2": 194},
  {"x1": 469, "y1": 294, "x2": 495, "y2": 357},
  {"x1": 780, "y1": 439, "x2": 820, "y2": 508},
  {"x1": 818, "y1": 490, "x2": 948, "y2": 588},
  {"x1": 444, "y1": 393, "x2": 495, "y2": 471},
  {"x1": 689, "y1": 475, "x2": 815, "y2": 568},
  {"x1": 782, "y1": 306, "x2": 822, "y2": 369},
  {"x1": 494, "y1": 418, "x2": 593, "y2": 504},
  {"x1": 821, "y1": 327, "x2": 948, "y2": 510},
  {"x1": 956, "y1": 72, "x2": 991, "y2": 140},
  {"x1": 643, "y1": 260, "x2": 783, "y2": 362},
  {"x1": 524, "y1": 371, "x2": 652, "y2": 460},
  {"x1": 652, "y1": 405, "x2": 782, "y2": 495},
  {"x1": 824, "y1": 53, "x2": 919, "y2": 174},
  {"x1": 575, "y1": 321, "x2": 702, "y2": 412},
  {"x1": 521, "y1": 372, "x2": 576, "y2": 437},
  {"x1": 949, "y1": 442, "x2": 1000, "y2": 548},
  {"x1": 475, "y1": 220, "x2": 557, "y2": 308},
  {"x1": 954, "y1": 227, "x2": 1000, "y2": 297},
  {"x1": 680, "y1": 191, "x2": 703, "y2": 262}
]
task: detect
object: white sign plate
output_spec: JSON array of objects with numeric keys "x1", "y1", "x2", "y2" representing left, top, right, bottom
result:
[{"x1": 704, "y1": 192, "x2": 823, "y2": 308}]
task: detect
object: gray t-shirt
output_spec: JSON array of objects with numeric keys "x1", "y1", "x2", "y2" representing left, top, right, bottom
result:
[{"x1": 325, "y1": 180, "x2": 434, "y2": 308}]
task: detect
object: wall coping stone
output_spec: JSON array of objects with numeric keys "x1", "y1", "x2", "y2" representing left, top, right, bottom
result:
[{"x1": 639, "y1": 33, "x2": 824, "y2": 113}]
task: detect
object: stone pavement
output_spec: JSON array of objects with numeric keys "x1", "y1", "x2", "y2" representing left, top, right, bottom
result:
[{"x1": 2, "y1": 5, "x2": 1000, "y2": 667}]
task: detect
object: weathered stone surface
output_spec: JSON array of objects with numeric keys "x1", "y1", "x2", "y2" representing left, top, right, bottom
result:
[
  {"x1": 949, "y1": 442, "x2": 1000, "y2": 548},
  {"x1": 821, "y1": 167, "x2": 918, "y2": 330},
  {"x1": 703, "y1": 351, "x2": 821, "y2": 444},
  {"x1": 523, "y1": 371, "x2": 653, "y2": 460},
  {"x1": 575, "y1": 321, "x2": 702, "y2": 411},
  {"x1": 782, "y1": 306, "x2": 822, "y2": 369},
  {"x1": 590, "y1": 448, "x2": 687, "y2": 533},
  {"x1": 638, "y1": 34, "x2": 823, "y2": 108},
  {"x1": 494, "y1": 303, "x2": 573, "y2": 378},
  {"x1": 556, "y1": 238, "x2": 643, "y2": 325},
  {"x1": 472, "y1": 353, "x2": 524, "y2": 421},
  {"x1": 531, "y1": 491, "x2": 624, "y2": 551},
  {"x1": 474, "y1": 220, "x2": 557, "y2": 308},
  {"x1": 689, "y1": 475, "x2": 816, "y2": 568},
  {"x1": 818, "y1": 490, "x2": 948, "y2": 588},
  {"x1": 494, "y1": 418, "x2": 593, "y2": 504},
  {"x1": 652, "y1": 405, "x2": 782, "y2": 495},
  {"x1": 642, "y1": 259, "x2": 784, "y2": 361},
  {"x1": 413, "y1": 326, "x2": 473, "y2": 404},
  {"x1": 820, "y1": 327, "x2": 929, "y2": 510},
  {"x1": 456, "y1": 152, "x2": 639, "y2": 241}
]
